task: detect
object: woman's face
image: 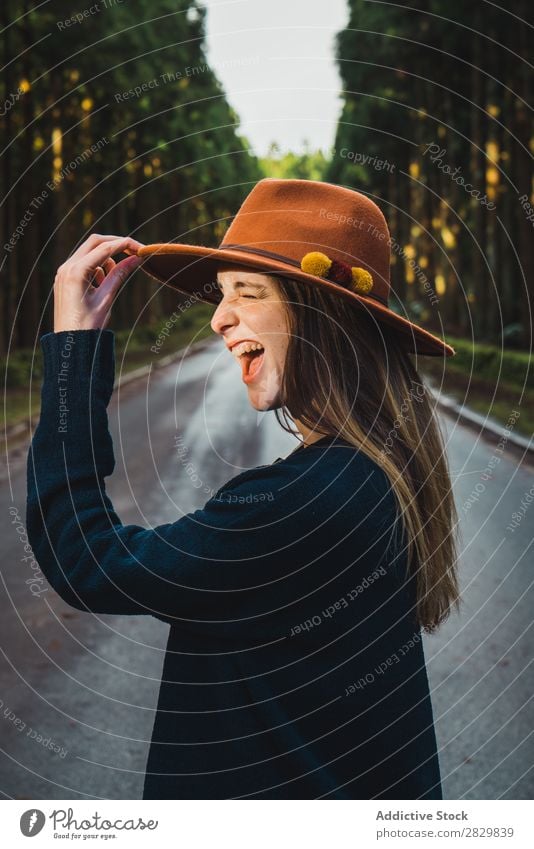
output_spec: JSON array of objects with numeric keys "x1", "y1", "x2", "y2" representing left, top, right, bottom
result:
[{"x1": 210, "y1": 266, "x2": 290, "y2": 411}]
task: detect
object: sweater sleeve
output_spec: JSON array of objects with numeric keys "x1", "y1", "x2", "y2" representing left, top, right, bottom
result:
[{"x1": 26, "y1": 329, "x2": 402, "y2": 641}]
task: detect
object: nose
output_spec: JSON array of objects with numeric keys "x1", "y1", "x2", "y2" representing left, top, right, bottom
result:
[{"x1": 210, "y1": 296, "x2": 239, "y2": 336}]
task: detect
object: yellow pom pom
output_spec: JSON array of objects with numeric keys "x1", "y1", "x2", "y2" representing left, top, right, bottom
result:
[
  {"x1": 300, "y1": 251, "x2": 332, "y2": 278},
  {"x1": 351, "y1": 267, "x2": 374, "y2": 294}
]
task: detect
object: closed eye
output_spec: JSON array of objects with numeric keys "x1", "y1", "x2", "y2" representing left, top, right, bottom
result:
[
  {"x1": 242, "y1": 287, "x2": 268, "y2": 299},
  {"x1": 215, "y1": 283, "x2": 268, "y2": 299}
]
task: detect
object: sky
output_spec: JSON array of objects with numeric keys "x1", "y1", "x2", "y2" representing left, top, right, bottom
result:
[{"x1": 202, "y1": 0, "x2": 350, "y2": 157}]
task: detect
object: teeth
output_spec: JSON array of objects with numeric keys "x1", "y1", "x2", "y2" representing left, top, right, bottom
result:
[{"x1": 231, "y1": 341, "x2": 265, "y2": 358}]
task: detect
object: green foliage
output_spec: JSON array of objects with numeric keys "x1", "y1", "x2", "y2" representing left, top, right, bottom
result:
[
  {"x1": 3, "y1": 350, "x2": 43, "y2": 389},
  {"x1": 419, "y1": 336, "x2": 533, "y2": 438},
  {"x1": 445, "y1": 337, "x2": 533, "y2": 392},
  {"x1": 260, "y1": 140, "x2": 330, "y2": 181}
]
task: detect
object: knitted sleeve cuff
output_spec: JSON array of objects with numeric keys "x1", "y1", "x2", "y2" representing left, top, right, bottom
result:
[{"x1": 40, "y1": 328, "x2": 115, "y2": 391}]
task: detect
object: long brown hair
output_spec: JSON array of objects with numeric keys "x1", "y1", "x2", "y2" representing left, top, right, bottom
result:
[{"x1": 272, "y1": 274, "x2": 461, "y2": 633}]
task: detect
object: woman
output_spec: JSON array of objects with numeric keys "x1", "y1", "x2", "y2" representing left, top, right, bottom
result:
[{"x1": 27, "y1": 178, "x2": 460, "y2": 800}]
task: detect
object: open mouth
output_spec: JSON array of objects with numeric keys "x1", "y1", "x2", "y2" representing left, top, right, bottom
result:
[
  {"x1": 241, "y1": 348, "x2": 264, "y2": 382},
  {"x1": 230, "y1": 342, "x2": 266, "y2": 383}
]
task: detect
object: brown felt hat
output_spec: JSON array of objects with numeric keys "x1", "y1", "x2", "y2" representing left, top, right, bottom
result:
[{"x1": 136, "y1": 178, "x2": 455, "y2": 357}]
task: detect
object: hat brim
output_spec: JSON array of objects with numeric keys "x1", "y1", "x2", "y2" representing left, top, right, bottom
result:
[{"x1": 135, "y1": 244, "x2": 455, "y2": 358}]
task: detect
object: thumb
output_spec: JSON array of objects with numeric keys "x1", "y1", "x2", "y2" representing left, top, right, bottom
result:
[{"x1": 98, "y1": 255, "x2": 144, "y2": 299}]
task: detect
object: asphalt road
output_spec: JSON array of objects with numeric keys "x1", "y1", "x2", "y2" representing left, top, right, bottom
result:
[{"x1": 0, "y1": 337, "x2": 532, "y2": 800}]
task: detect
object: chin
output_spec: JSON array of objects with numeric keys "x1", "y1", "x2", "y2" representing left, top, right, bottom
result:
[
  {"x1": 246, "y1": 389, "x2": 282, "y2": 412},
  {"x1": 244, "y1": 358, "x2": 284, "y2": 411}
]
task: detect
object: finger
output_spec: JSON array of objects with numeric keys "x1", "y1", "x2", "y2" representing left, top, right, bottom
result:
[
  {"x1": 84, "y1": 237, "x2": 145, "y2": 267},
  {"x1": 89, "y1": 257, "x2": 116, "y2": 289},
  {"x1": 90, "y1": 266, "x2": 106, "y2": 288},
  {"x1": 69, "y1": 235, "x2": 125, "y2": 261},
  {"x1": 123, "y1": 244, "x2": 145, "y2": 256},
  {"x1": 69, "y1": 234, "x2": 144, "y2": 261},
  {"x1": 102, "y1": 257, "x2": 116, "y2": 274},
  {"x1": 96, "y1": 255, "x2": 144, "y2": 300},
  {"x1": 92, "y1": 258, "x2": 117, "y2": 288},
  {"x1": 68, "y1": 238, "x2": 144, "y2": 288}
]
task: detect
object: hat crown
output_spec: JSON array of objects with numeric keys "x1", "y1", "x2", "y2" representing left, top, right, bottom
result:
[{"x1": 220, "y1": 178, "x2": 391, "y2": 301}]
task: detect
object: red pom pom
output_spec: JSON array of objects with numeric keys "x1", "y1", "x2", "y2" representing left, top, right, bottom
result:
[{"x1": 328, "y1": 259, "x2": 353, "y2": 286}]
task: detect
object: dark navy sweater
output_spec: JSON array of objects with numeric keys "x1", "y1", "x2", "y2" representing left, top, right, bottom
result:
[{"x1": 26, "y1": 329, "x2": 443, "y2": 800}]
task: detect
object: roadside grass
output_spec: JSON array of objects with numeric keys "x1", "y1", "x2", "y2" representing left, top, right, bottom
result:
[{"x1": 418, "y1": 336, "x2": 533, "y2": 439}]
